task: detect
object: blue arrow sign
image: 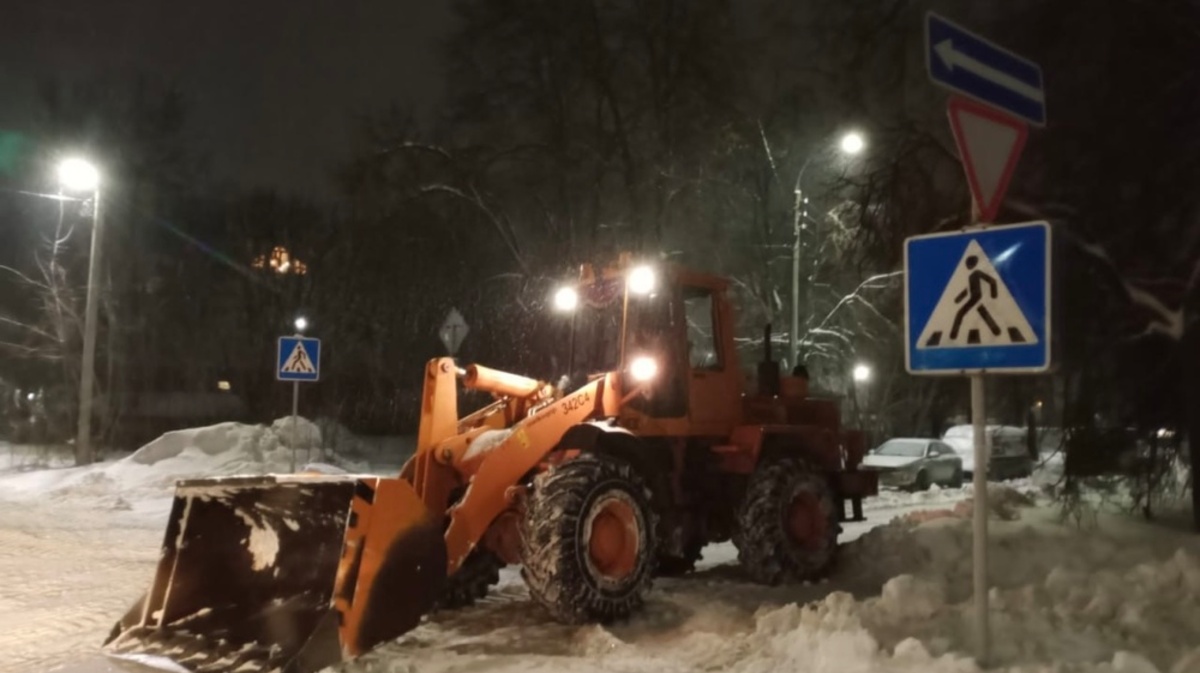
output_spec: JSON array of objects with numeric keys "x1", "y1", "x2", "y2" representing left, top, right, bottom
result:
[
  {"x1": 905, "y1": 221, "x2": 1051, "y2": 374},
  {"x1": 277, "y1": 336, "x2": 321, "y2": 382},
  {"x1": 926, "y1": 12, "x2": 1046, "y2": 126}
]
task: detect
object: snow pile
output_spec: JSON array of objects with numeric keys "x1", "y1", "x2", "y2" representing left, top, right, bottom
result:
[
  {"x1": 767, "y1": 491, "x2": 1200, "y2": 673},
  {"x1": 831, "y1": 520, "x2": 1200, "y2": 670},
  {"x1": 356, "y1": 487, "x2": 1200, "y2": 673},
  {"x1": 271, "y1": 416, "x2": 322, "y2": 452},
  {"x1": 0, "y1": 417, "x2": 374, "y2": 512}
]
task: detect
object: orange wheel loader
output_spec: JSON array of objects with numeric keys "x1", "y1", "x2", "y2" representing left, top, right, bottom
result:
[{"x1": 103, "y1": 256, "x2": 878, "y2": 672}]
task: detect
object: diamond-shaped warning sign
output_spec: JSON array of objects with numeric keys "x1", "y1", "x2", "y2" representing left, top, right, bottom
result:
[{"x1": 438, "y1": 308, "x2": 469, "y2": 355}]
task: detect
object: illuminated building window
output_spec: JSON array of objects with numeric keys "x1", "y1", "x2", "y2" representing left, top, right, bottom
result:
[{"x1": 252, "y1": 245, "x2": 308, "y2": 275}]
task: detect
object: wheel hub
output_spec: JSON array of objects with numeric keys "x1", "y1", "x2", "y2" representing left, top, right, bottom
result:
[
  {"x1": 786, "y1": 492, "x2": 827, "y2": 550},
  {"x1": 585, "y1": 494, "x2": 639, "y2": 582}
]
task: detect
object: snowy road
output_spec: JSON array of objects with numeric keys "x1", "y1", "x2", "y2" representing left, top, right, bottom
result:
[
  {"x1": 4, "y1": 423, "x2": 1198, "y2": 673},
  {"x1": 0, "y1": 500, "x2": 163, "y2": 673},
  {"x1": 0, "y1": 483, "x2": 957, "y2": 673}
]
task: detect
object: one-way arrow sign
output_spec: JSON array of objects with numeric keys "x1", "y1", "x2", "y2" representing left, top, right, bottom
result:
[{"x1": 926, "y1": 13, "x2": 1046, "y2": 127}]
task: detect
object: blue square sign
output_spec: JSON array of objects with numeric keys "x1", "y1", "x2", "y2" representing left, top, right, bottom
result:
[
  {"x1": 277, "y1": 336, "x2": 321, "y2": 382},
  {"x1": 905, "y1": 221, "x2": 1051, "y2": 374}
]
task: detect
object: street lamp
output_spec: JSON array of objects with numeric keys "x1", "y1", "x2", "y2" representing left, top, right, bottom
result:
[
  {"x1": 58, "y1": 158, "x2": 100, "y2": 191},
  {"x1": 294, "y1": 316, "x2": 309, "y2": 333},
  {"x1": 852, "y1": 362, "x2": 872, "y2": 435},
  {"x1": 790, "y1": 132, "x2": 867, "y2": 370},
  {"x1": 840, "y1": 132, "x2": 866, "y2": 155},
  {"x1": 59, "y1": 158, "x2": 102, "y2": 465}
]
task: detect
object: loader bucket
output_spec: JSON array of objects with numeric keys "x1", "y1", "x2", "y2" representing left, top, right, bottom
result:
[{"x1": 104, "y1": 474, "x2": 446, "y2": 673}]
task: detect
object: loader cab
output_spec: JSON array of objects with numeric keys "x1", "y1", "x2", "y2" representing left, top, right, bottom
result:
[{"x1": 567, "y1": 260, "x2": 743, "y2": 435}]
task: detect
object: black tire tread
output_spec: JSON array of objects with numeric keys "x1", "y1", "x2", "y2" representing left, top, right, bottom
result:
[
  {"x1": 435, "y1": 549, "x2": 503, "y2": 610},
  {"x1": 520, "y1": 453, "x2": 657, "y2": 624},
  {"x1": 914, "y1": 470, "x2": 931, "y2": 492},
  {"x1": 732, "y1": 458, "x2": 840, "y2": 585}
]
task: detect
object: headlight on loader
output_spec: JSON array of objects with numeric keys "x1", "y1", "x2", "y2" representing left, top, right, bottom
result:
[{"x1": 629, "y1": 356, "x2": 658, "y2": 382}]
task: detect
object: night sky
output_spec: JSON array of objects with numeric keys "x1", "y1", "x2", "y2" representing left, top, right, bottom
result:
[{"x1": 0, "y1": 1, "x2": 453, "y2": 197}]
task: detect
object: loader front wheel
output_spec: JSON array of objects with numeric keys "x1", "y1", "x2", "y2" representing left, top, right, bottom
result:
[
  {"x1": 435, "y1": 549, "x2": 502, "y2": 610},
  {"x1": 733, "y1": 458, "x2": 840, "y2": 585},
  {"x1": 520, "y1": 453, "x2": 657, "y2": 624}
]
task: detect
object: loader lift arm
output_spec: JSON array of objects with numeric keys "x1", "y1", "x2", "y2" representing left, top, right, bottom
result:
[{"x1": 104, "y1": 357, "x2": 627, "y2": 673}]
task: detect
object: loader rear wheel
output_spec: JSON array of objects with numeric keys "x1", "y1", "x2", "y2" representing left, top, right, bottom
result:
[
  {"x1": 733, "y1": 458, "x2": 839, "y2": 585},
  {"x1": 435, "y1": 549, "x2": 502, "y2": 610},
  {"x1": 520, "y1": 453, "x2": 657, "y2": 624}
]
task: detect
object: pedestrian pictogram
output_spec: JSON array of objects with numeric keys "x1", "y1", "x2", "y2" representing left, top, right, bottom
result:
[
  {"x1": 281, "y1": 342, "x2": 316, "y2": 373},
  {"x1": 917, "y1": 240, "x2": 1037, "y2": 348},
  {"x1": 277, "y1": 336, "x2": 321, "y2": 382},
  {"x1": 905, "y1": 221, "x2": 1051, "y2": 374}
]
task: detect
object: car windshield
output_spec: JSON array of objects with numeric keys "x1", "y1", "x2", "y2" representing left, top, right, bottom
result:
[{"x1": 874, "y1": 440, "x2": 926, "y2": 458}]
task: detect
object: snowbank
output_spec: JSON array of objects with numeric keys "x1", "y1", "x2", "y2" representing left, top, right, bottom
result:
[
  {"x1": 354, "y1": 487, "x2": 1200, "y2": 673},
  {"x1": 833, "y1": 506, "x2": 1200, "y2": 671},
  {"x1": 0, "y1": 417, "x2": 375, "y2": 514}
]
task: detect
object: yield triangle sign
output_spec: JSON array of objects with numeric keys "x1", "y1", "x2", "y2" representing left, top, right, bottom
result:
[
  {"x1": 917, "y1": 239, "x2": 1037, "y2": 348},
  {"x1": 947, "y1": 95, "x2": 1028, "y2": 223}
]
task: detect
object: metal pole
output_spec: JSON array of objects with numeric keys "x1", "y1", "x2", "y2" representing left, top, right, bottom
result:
[
  {"x1": 567, "y1": 309, "x2": 577, "y2": 380},
  {"x1": 971, "y1": 373, "x2": 990, "y2": 665},
  {"x1": 790, "y1": 188, "x2": 802, "y2": 370},
  {"x1": 75, "y1": 189, "x2": 102, "y2": 465},
  {"x1": 291, "y1": 379, "x2": 300, "y2": 472},
  {"x1": 789, "y1": 156, "x2": 814, "y2": 371}
]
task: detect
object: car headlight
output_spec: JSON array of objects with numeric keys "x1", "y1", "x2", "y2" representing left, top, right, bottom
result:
[
  {"x1": 629, "y1": 356, "x2": 658, "y2": 382},
  {"x1": 553, "y1": 286, "x2": 579, "y2": 312}
]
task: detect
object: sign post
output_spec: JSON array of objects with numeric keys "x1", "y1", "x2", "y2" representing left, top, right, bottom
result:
[
  {"x1": 905, "y1": 221, "x2": 1051, "y2": 664},
  {"x1": 922, "y1": 12, "x2": 1049, "y2": 665},
  {"x1": 277, "y1": 335, "x2": 321, "y2": 471}
]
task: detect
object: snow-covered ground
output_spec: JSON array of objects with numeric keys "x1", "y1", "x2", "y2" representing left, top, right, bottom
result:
[{"x1": 0, "y1": 422, "x2": 1196, "y2": 673}]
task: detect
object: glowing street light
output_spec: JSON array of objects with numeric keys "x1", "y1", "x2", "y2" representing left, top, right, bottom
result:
[
  {"x1": 58, "y1": 157, "x2": 103, "y2": 465},
  {"x1": 853, "y1": 363, "x2": 872, "y2": 383},
  {"x1": 294, "y1": 316, "x2": 309, "y2": 333},
  {"x1": 840, "y1": 132, "x2": 866, "y2": 155},
  {"x1": 57, "y1": 158, "x2": 100, "y2": 191}
]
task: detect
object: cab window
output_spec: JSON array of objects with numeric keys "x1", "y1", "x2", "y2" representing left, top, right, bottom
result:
[{"x1": 683, "y1": 286, "x2": 720, "y2": 370}]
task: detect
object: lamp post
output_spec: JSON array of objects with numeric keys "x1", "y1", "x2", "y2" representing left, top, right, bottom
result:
[
  {"x1": 789, "y1": 132, "x2": 866, "y2": 370},
  {"x1": 292, "y1": 316, "x2": 308, "y2": 469},
  {"x1": 852, "y1": 362, "x2": 872, "y2": 435},
  {"x1": 59, "y1": 158, "x2": 102, "y2": 465}
]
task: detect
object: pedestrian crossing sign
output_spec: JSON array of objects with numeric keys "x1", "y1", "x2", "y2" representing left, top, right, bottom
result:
[
  {"x1": 905, "y1": 221, "x2": 1051, "y2": 374},
  {"x1": 277, "y1": 336, "x2": 321, "y2": 382}
]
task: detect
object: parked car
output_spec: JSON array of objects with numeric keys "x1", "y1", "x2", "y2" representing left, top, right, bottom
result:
[
  {"x1": 862, "y1": 437, "x2": 965, "y2": 491},
  {"x1": 941, "y1": 425, "x2": 1034, "y2": 480}
]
